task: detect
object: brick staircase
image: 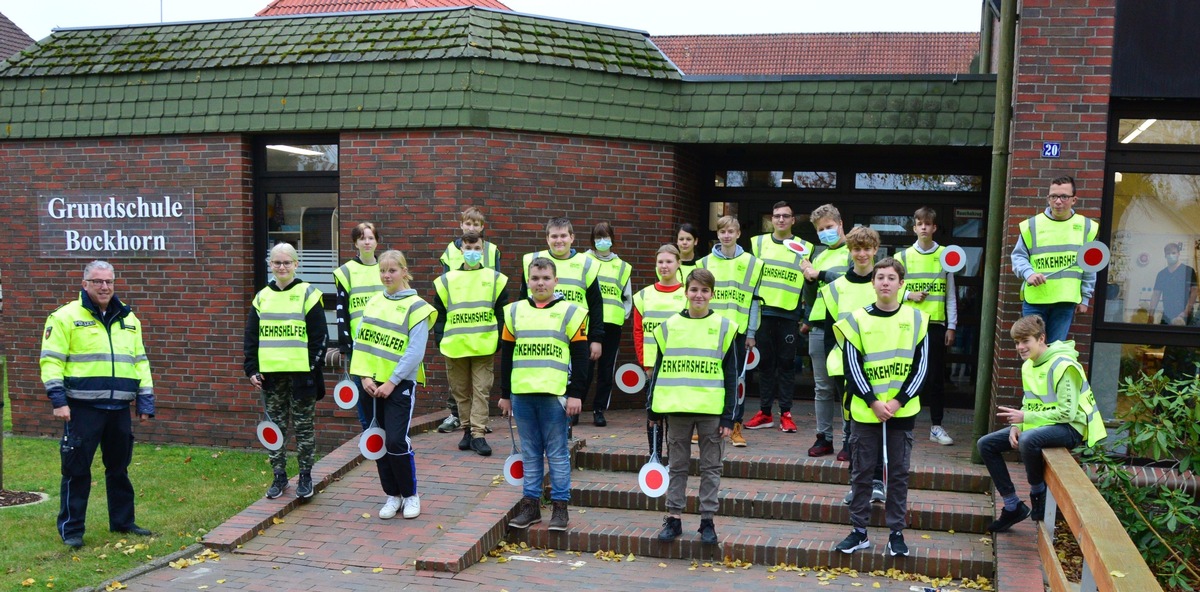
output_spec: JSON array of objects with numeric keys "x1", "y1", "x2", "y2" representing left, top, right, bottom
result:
[{"x1": 509, "y1": 431, "x2": 997, "y2": 580}]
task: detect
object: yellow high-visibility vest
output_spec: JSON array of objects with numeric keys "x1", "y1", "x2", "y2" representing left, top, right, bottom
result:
[
  {"x1": 1018, "y1": 213, "x2": 1097, "y2": 305},
  {"x1": 651, "y1": 312, "x2": 735, "y2": 415},
  {"x1": 40, "y1": 296, "x2": 153, "y2": 403},
  {"x1": 351, "y1": 294, "x2": 436, "y2": 385},
  {"x1": 752, "y1": 234, "x2": 811, "y2": 310},
  {"x1": 504, "y1": 300, "x2": 587, "y2": 396},
  {"x1": 633, "y1": 286, "x2": 687, "y2": 368},
  {"x1": 522, "y1": 251, "x2": 598, "y2": 308},
  {"x1": 896, "y1": 246, "x2": 949, "y2": 323},
  {"x1": 253, "y1": 282, "x2": 323, "y2": 373},
  {"x1": 834, "y1": 306, "x2": 928, "y2": 423},
  {"x1": 697, "y1": 253, "x2": 762, "y2": 334},
  {"x1": 333, "y1": 259, "x2": 384, "y2": 340},
  {"x1": 434, "y1": 267, "x2": 507, "y2": 358}
]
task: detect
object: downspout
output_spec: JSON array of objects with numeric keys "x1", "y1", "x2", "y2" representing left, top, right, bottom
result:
[
  {"x1": 972, "y1": 0, "x2": 1017, "y2": 463},
  {"x1": 978, "y1": 2, "x2": 994, "y2": 74}
]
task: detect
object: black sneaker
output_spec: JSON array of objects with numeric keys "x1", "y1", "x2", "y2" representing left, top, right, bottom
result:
[
  {"x1": 657, "y1": 516, "x2": 682, "y2": 541},
  {"x1": 266, "y1": 472, "x2": 288, "y2": 499},
  {"x1": 593, "y1": 410, "x2": 607, "y2": 427},
  {"x1": 548, "y1": 500, "x2": 569, "y2": 531},
  {"x1": 698, "y1": 518, "x2": 718, "y2": 544},
  {"x1": 470, "y1": 437, "x2": 493, "y2": 457},
  {"x1": 458, "y1": 428, "x2": 472, "y2": 451},
  {"x1": 1030, "y1": 492, "x2": 1047, "y2": 522},
  {"x1": 63, "y1": 536, "x2": 83, "y2": 549},
  {"x1": 807, "y1": 434, "x2": 834, "y2": 457},
  {"x1": 987, "y1": 501, "x2": 1031, "y2": 533},
  {"x1": 508, "y1": 497, "x2": 542, "y2": 529},
  {"x1": 114, "y1": 525, "x2": 154, "y2": 536},
  {"x1": 887, "y1": 530, "x2": 909, "y2": 557},
  {"x1": 296, "y1": 472, "x2": 314, "y2": 498},
  {"x1": 835, "y1": 530, "x2": 870, "y2": 554}
]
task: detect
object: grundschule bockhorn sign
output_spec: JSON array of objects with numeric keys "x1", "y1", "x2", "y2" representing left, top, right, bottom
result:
[{"x1": 39, "y1": 191, "x2": 196, "y2": 258}]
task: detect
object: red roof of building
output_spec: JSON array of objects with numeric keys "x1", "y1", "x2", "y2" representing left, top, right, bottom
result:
[
  {"x1": 652, "y1": 32, "x2": 979, "y2": 76},
  {"x1": 256, "y1": 0, "x2": 510, "y2": 16},
  {"x1": 0, "y1": 11, "x2": 35, "y2": 60}
]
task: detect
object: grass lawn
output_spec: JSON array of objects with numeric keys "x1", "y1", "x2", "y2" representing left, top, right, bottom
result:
[{"x1": 1, "y1": 356, "x2": 278, "y2": 590}]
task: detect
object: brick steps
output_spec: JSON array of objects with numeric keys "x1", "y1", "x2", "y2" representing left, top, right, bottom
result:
[
  {"x1": 570, "y1": 470, "x2": 994, "y2": 533},
  {"x1": 576, "y1": 446, "x2": 991, "y2": 494},
  {"x1": 509, "y1": 505, "x2": 995, "y2": 580}
]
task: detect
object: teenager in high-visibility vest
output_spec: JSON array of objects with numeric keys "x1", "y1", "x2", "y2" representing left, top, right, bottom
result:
[
  {"x1": 433, "y1": 230, "x2": 509, "y2": 457},
  {"x1": 833, "y1": 257, "x2": 929, "y2": 559},
  {"x1": 979, "y1": 315, "x2": 1107, "y2": 534},
  {"x1": 585, "y1": 221, "x2": 631, "y2": 427},
  {"x1": 820, "y1": 227, "x2": 882, "y2": 479},
  {"x1": 520, "y1": 217, "x2": 604, "y2": 427},
  {"x1": 500, "y1": 257, "x2": 590, "y2": 532},
  {"x1": 895, "y1": 207, "x2": 959, "y2": 446},
  {"x1": 331, "y1": 221, "x2": 384, "y2": 430},
  {"x1": 676, "y1": 223, "x2": 700, "y2": 281},
  {"x1": 697, "y1": 215, "x2": 762, "y2": 446},
  {"x1": 1010, "y1": 175, "x2": 1098, "y2": 342},
  {"x1": 648, "y1": 268, "x2": 737, "y2": 546},
  {"x1": 41, "y1": 260, "x2": 155, "y2": 549},
  {"x1": 747, "y1": 200, "x2": 812, "y2": 436},
  {"x1": 436, "y1": 207, "x2": 501, "y2": 434},
  {"x1": 349, "y1": 249, "x2": 435, "y2": 521},
  {"x1": 799, "y1": 203, "x2": 852, "y2": 458},
  {"x1": 634, "y1": 244, "x2": 689, "y2": 454},
  {"x1": 244, "y1": 242, "x2": 327, "y2": 501}
]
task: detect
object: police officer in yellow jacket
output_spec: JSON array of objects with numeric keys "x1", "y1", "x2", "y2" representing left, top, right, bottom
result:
[
  {"x1": 979, "y1": 314, "x2": 1107, "y2": 533},
  {"x1": 40, "y1": 260, "x2": 155, "y2": 549},
  {"x1": 1010, "y1": 175, "x2": 1098, "y2": 342},
  {"x1": 833, "y1": 257, "x2": 929, "y2": 558},
  {"x1": 244, "y1": 243, "x2": 327, "y2": 501}
]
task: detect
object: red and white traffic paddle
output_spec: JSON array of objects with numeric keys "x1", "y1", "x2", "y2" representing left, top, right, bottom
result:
[
  {"x1": 736, "y1": 346, "x2": 753, "y2": 405},
  {"x1": 783, "y1": 238, "x2": 811, "y2": 259},
  {"x1": 503, "y1": 413, "x2": 524, "y2": 487},
  {"x1": 1076, "y1": 241, "x2": 1111, "y2": 273},
  {"x1": 359, "y1": 398, "x2": 386, "y2": 461},
  {"x1": 255, "y1": 388, "x2": 284, "y2": 451},
  {"x1": 615, "y1": 363, "x2": 646, "y2": 394},
  {"x1": 744, "y1": 346, "x2": 760, "y2": 371},
  {"x1": 940, "y1": 245, "x2": 967, "y2": 273},
  {"x1": 332, "y1": 360, "x2": 359, "y2": 411},
  {"x1": 638, "y1": 423, "x2": 669, "y2": 498}
]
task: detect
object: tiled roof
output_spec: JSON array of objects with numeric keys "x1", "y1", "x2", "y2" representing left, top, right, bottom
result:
[
  {"x1": 0, "y1": 12, "x2": 35, "y2": 61},
  {"x1": 1, "y1": 9, "x2": 674, "y2": 79},
  {"x1": 256, "y1": 0, "x2": 511, "y2": 17},
  {"x1": 0, "y1": 9, "x2": 994, "y2": 146},
  {"x1": 653, "y1": 32, "x2": 979, "y2": 76}
]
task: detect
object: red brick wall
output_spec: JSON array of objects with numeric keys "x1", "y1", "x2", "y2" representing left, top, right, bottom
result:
[
  {"x1": 2, "y1": 130, "x2": 693, "y2": 451},
  {"x1": 994, "y1": 0, "x2": 1115, "y2": 419}
]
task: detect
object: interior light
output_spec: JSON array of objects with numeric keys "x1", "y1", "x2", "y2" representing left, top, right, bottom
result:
[
  {"x1": 267, "y1": 144, "x2": 325, "y2": 156},
  {"x1": 943, "y1": 180, "x2": 959, "y2": 186},
  {"x1": 1119, "y1": 119, "x2": 1157, "y2": 144}
]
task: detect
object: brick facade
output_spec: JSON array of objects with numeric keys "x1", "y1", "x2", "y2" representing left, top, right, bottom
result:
[
  {"x1": 1, "y1": 129, "x2": 696, "y2": 451},
  {"x1": 994, "y1": 0, "x2": 1116, "y2": 415}
]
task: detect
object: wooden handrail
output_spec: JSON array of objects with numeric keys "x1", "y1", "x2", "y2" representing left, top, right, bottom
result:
[{"x1": 1040, "y1": 447, "x2": 1162, "y2": 592}]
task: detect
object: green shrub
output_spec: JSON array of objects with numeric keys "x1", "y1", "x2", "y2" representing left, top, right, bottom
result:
[{"x1": 1081, "y1": 372, "x2": 1200, "y2": 591}]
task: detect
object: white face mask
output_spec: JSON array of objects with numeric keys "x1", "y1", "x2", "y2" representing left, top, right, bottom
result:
[
  {"x1": 594, "y1": 238, "x2": 613, "y2": 252},
  {"x1": 462, "y1": 249, "x2": 484, "y2": 266}
]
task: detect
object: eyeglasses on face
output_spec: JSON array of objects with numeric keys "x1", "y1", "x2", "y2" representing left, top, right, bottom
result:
[
  {"x1": 1048, "y1": 194, "x2": 1075, "y2": 202},
  {"x1": 84, "y1": 279, "x2": 115, "y2": 286},
  {"x1": 771, "y1": 214, "x2": 794, "y2": 219},
  {"x1": 269, "y1": 260, "x2": 296, "y2": 268}
]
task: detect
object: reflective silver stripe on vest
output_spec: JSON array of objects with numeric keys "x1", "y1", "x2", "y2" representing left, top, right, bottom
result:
[
  {"x1": 511, "y1": 359, "x2": 570, "y2": 372},
  {"x1": 443, "y1": 324, "x2": 498, "y2": 338},
  {"x1": 258, "y1": 312, "x2": 305, "y2": 321},
  {"x1": 353, "y1": 342, "x2": 403, "y2": 364},
  {"x1": 654, "y1": 376, "x2": 724, "y2": 389},
  {"x1": 67, "y1": 388, "x2": 136, "y2": 401},
  {"x1": 41, "y1": 349, "x2": 68, "y2": 361},
  {"x1": 754, "y1": 236, "x2": 804, "y2": 296},
  {"x1": 349, "y1": 285, "x2": 383, "y2": 297},
  {"x1": 359, "y1": 315, "x2": 412, "y2": 336},
  {"x1": 65, "y1": 353, "x2": 138, "y2": 364},
  {"x1": 45, "y1": 378, "x2": 65, "y2": 390},
  {"x1": 445, "y1": 299, "x2": 496, "y2": 312},
  {"x1": 861, "y1": 348, "x2": 919, "y2": 364},
  {"x1": 259, "y1": 339, "x2": 308, "y2": 349}
]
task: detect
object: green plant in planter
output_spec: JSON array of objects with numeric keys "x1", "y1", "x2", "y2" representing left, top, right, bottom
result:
[{"x1": 1079, "y1": 371, "x2": 1200, "y2": 591}]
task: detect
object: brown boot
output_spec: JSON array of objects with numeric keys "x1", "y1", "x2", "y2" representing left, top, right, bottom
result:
[
  {"x1": 548, "y1": 500, "x2": 569, "y2": 531},
  {"x1": 508, "y1": 497, "x2": 542, "y2": 529},
  {"x1": 730, "y1": 423, "x2": 747, "y2": 447}
]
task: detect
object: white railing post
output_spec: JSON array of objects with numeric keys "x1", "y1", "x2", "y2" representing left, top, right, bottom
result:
[{"x1": 1080, "y1": 557, "x2": 1098, "y2": 592}]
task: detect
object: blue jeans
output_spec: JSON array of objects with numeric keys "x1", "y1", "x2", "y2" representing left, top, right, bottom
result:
[
  {"x1": 977, "y1": 424, "x2": 1082, "y2": 498},
  {"x1": 1021, "y1": 302, "x2": 1076, "y2": 343},
  {"x1": 512, "y1": 394, "x2": 571, "y2": 502}
]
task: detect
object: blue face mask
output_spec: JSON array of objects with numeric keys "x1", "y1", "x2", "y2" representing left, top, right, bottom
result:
[
  {"x1": 462, "y1": 249, "x2": 484, "y2": 266},
  {"x1": 594, "y1": 238, "x2": 613, "y2": 252},
  {"x1": 817, "y1": 228, "x2": 840, "y2": 246}
]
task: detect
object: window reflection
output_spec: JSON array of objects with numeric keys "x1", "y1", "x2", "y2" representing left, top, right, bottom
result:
[
  {"x1": 1104, "y1": 172, "x2": 1200, "y2": 326},
  {"x1": 714, "y1": 170, "x2": 836, "y2": 189},
  {"x1": 1117, "y1": 119, "x2": 1200, "y2": 145},
  {"x1": 266, "y1": 144, "x2": 339, "y2": 172},
  {"x1": 854, "y1": 173, "x2": 982, "y2": 191},
  {"x1": 1093, "y1": 341, "x2": 1200, "y2": 419}
]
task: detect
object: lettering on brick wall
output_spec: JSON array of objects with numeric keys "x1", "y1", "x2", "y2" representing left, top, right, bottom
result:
[{"x1": 39, "y1": 192, "x2": 196, "y2": 258}]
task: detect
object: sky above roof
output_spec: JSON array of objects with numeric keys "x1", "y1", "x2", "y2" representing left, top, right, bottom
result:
[{"x1": 6, "y1": 0, "x2": 980, "y2": 43}]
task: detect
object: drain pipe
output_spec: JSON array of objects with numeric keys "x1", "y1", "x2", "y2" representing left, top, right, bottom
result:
[
  {"x1": 971, "y1": 0, "x2": 1017, "y2": 463},
  {"x1": 978, "y1": 2, "x2": 994, "y2": 74}
]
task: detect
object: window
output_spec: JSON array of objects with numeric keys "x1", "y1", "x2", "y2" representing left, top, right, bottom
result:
[
  {"x1": 1116, "y1": 119, "x2": 1200, "y2": 145},
  {"x1": 854, "y1": 173, "x2": 983, "y2": 192},
  {"x1": 1101, "y1": 172, "x2": 1200, "y2": 326},
  {"x1": 715, "y1": 170, "x2": 836, "y2": 189}
]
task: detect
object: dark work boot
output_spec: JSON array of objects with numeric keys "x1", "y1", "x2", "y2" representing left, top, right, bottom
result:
[
  {"x1": 458, "y1": 427, "x2": 472, "y2": 451},
  {"x1": 657, "y1": 516, "x2": 682, "y2": 541},
  {"x1": 548, "y1": 500, "x2": 569, "y2": 531},
  {"x1": 508, "y1": 497, "x2": 542, "y2": 529},
  {"x1": 698, "y1": 518, "x2": 718, "y2": 544}
]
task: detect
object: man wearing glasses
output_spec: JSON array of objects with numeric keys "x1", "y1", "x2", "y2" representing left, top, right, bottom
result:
[
  {"x1": 40, "y1": 260, "x2": 155, "y2": 549},
  {"x1": 1010, "y1": 175, "x2": 1098, "y2": 342}
]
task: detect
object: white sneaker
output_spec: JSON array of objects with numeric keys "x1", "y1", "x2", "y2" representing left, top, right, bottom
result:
[
  {"x1": 379, "y1": 496, "x2": 402, "y2": 520},
  {"x1": 930, "y1": 425, "x2": 954, "y2": 446},
  {"x1": 402, "y1": 495, "x2": 421, "y2": 519}
]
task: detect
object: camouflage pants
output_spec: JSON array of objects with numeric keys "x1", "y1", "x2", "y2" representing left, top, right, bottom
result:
[{"x1": 263, "y1": 376, "x2": 316, "y2": 474}]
